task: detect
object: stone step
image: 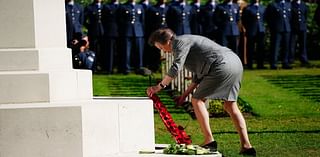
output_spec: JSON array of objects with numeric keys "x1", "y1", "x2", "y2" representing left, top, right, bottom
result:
[
  {"x1": 110, "y1": 149, "x2": 222, "y2": 157},
  {"x1": 0, "y1": 69, "x2": 92, "y2": 104},
  {"x1": 0, "y1": 48, "x2": 73, "y2": 71},
  {"x1": 0, "y1": 97, "x2": 155, "y2": 157}
]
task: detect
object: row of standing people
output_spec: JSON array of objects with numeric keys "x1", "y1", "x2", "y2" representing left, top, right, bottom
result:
[
  {"x1": 65, "y1": 0, "x2": 320, "y2": 73},
  {"x1": 243, "y1": 0, "x2": 320, "y2": 69}
]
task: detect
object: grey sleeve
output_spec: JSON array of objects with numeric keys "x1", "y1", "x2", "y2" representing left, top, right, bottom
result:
[{"x1": 167, "y1": 40, "x2": 191, "y2": 78}]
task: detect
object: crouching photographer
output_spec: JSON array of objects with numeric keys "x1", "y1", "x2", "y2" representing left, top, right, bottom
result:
[{"x1": 71, "y1": 35, "x2": 96, "y2": 71}]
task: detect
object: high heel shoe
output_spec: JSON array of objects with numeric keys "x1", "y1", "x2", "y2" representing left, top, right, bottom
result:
[
  {"x1": 202, "y1": 141, "x2": 218, "y2": 152},
  {"x1": 239, "y1": 147, "x2": 256, "y2": 156}
]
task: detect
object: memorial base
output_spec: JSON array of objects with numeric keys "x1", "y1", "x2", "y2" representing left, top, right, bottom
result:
[{"x1": 0, "y1": 97, "x2": 155, "y2": 157}]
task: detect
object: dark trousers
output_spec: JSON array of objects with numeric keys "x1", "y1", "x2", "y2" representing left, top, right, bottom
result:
[
  {"x1": 144, "y1": 45, "x2": 161, "y2": 72},
  {"x1": 246, "y1": 32, "x2": 265, "y2": 68},
  {"x1": 203, "y1": 29, "x2": 218, "y2": 42},
  {"x1": 220, "y1": 35, "x2": 239, "y2": 56},
  {"x1": 105, "y1": 37, "x2": 118, "y2": 73},
  {"x1": 120, "y1": 37, "x2": 144, "y2": 73},
  {"x1": 270, "y1": 31, "x2": 290, "y2": 67},
  {"x1": 89, "y1": 36, "x2": 105, "y2": 70},
  {"x1": 289, "y1": 30, "x2": 308, "y2": 64}
]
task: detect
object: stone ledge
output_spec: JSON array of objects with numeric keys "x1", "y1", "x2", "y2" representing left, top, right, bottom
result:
[
  {"x1": 0, "y1": 48, "x2": 73, "y2": 71},
  {"x1": 0, "y1": 98, "x2": 155, "y2": 157},
  {"x1": 109, "y1": 150, "x2": 222, "y2": 157},
  {"x1": 0, "y1": 69, "x2": 92, "y2": 104}
]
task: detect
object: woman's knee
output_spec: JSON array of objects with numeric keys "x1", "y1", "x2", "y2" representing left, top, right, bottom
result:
[
  {"x1": 191, "y1": 98, "x2": 205, "y2": 106},
  {"x1": 224, "y1": 101, "x2": 239, "y2": 114},
  {"x1": 223, "y1": 101, "x2": 231, "y2": 111},
  {"x1": 191, "y1": 98, "x2": 200, "y2": 104}
]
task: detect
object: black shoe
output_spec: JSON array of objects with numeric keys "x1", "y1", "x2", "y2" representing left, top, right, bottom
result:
[
  {"x1": 118, "y1": 69, "x2": 130, "y2": 75},
  {"x1": 135, "y1": 67, "x2": 152, "y2": 76},
  {"x1": 270, "y1": 65, "x2": 277, "y2": 70},
  {"x1": 105, "y1": 71, "x2": 113, "y2": 75},
  {"x1": 257, "y1": 65, "x2": 267, "y2": 69},
  {"x1": 282, "y1": 65, "x2": 293, "y2": 69},
  {"x1": 240, "y1": 147, "x2": 256, "y2": 156},
  {"x1": 244, "y1": 65, "x2": 253, "y2": 70},
  {"x1": 301, "y1": 62, "x2": 310, "y2": 67},
  {"x1": 202, "y1": 141, "x2": 218, "y2": 152}
]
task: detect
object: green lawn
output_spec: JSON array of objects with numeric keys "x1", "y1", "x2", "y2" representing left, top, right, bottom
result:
[{"x1": 93, "y1": 63, "x2": 320, "y2": 157}]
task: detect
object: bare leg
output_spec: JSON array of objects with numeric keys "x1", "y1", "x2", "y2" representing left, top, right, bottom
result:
[
  {"x1": 191, "y1": 98, "x2": 214, "y2": 145},
  {"x1": 223, "y1": 101, "x2": 252, "y2": 149}
]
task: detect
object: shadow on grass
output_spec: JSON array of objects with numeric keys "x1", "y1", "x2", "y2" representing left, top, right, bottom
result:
[
  {"x1": 213, "y1": 130, "x2": 320, "y2": 134},
  {"x1": 262, "y1": 75, "x2": 320, "y2": 102},
  {"x1": 94, "y1": 74, "x2": 258, "y2": 116}
]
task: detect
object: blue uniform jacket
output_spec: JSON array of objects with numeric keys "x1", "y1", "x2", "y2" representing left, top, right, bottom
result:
[
  {"x1": 166, "y1": 3, "x2": 193, "y2": 35},
  {"x1": 265, "y1": 1, "x2": 292, "y2": 33},
  {"x1": 103, "y1": 3, "x2": 119, "y2": 37},
  {"x1": 145, "y1": 4, "x2": 168, "y2": 35},
  {"x1": 291, "y1": 1, "x2": 308, "y2": 32},
  {"x1": 215, "y1": 2, "x2": 240, "y2": 36},
  {"x1": 200, "y1": 2, "x2": 218, "y2": 36},
  {"x1": 65, "y1": 3, "x2": 84, "y2": 41},
  {"x1": 242, "y1": 3, "x2": 266, "y2": 37},
  {"x1": 190, "y1": 3, "x2": 202, "y2": 35},
  {"x1": 84, "y1": 3, "x2": 104, "y2": 38},
  {"x1": 117, "y1": 2, "x2": 145, "y2": 37}
]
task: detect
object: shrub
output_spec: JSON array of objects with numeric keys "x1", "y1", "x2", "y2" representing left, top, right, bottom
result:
[{"x1": 207, "y1": 97, "x2": 254, "y2": 117}]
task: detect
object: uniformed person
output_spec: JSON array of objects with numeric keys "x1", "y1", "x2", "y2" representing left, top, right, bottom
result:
[
  {"x1": 200, "y1": 0, "x2": 218, "y2": 41},
  {"x1": 84, "y1": 0, "x2": 105, "y2": 71},
  {"x1": 73, "y1": 36, "x2": 96, "y2": 71},
  {"x1": 190, "y1": 0, "x2": 203, "y2": 35},
  {"x1": 289, "y1": 0, "x2": 309, "y2": 66},
  {"x1": 242, "y1": 0, "x2": 266, "y2": 69},
  {"x1": 145, "y1": 0, "x2": 168, "y2": 71},
  {"x1": 145, "y1": 0, "x2": 168, "y2": 35},
  {"x1": 140, "y1": 0, "x2": 152, "y2": 72},
  {"x1": 102, "y1": 0, "x2": 120, "y2": 74},
  {"x1": 117, "y1": 0, "x2": 146, "y2": 74},
  {"x1": 265, "y1": 0, "x2": 292, "y2": 69},
  {"x1": 65, "y1": 0, "x2": 84, "y2": 48},
  {"x1": 166, "y1": 0, "x2": 194, "y2": 35},
  {"x1": 215, "y1": 0, "x2": 240, "y2": 55}
]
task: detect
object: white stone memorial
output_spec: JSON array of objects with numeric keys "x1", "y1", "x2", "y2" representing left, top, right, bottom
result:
[{"x1": 0, "y1": 0, "x2": 155, "y2": 157}]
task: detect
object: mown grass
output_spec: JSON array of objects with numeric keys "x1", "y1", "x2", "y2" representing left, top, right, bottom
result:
[{"x1": 93, "y1": 62, "x2": 320, "y2": 157}]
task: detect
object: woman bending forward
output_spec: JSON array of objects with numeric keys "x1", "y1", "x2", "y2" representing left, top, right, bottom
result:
[{"x1": 146, "y1": 28, "x2": 256, "y2": 156}]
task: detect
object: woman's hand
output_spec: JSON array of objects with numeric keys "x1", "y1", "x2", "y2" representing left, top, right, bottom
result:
[
  {"x1": 147, "y1": 75, "x2": 173, "y2": 97},
  {"x1": 174, "y1": 82, "x2": 198, "y2": 106},
  {"x1": 146, "y1": 85, "x2": 161, "y2": 97},
  {"x1": 174, "y1": 95, "x2": 186, "y2": 106}
]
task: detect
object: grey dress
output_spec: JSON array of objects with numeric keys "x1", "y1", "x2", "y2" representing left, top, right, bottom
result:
[{"x1": 167, "y1": 35, "x2": 243, "y2": 101}]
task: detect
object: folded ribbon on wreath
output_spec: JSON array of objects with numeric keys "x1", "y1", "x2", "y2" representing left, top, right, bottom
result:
[{"x1": 150, "y1": 94, "x2": 192, "y2": 144}]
